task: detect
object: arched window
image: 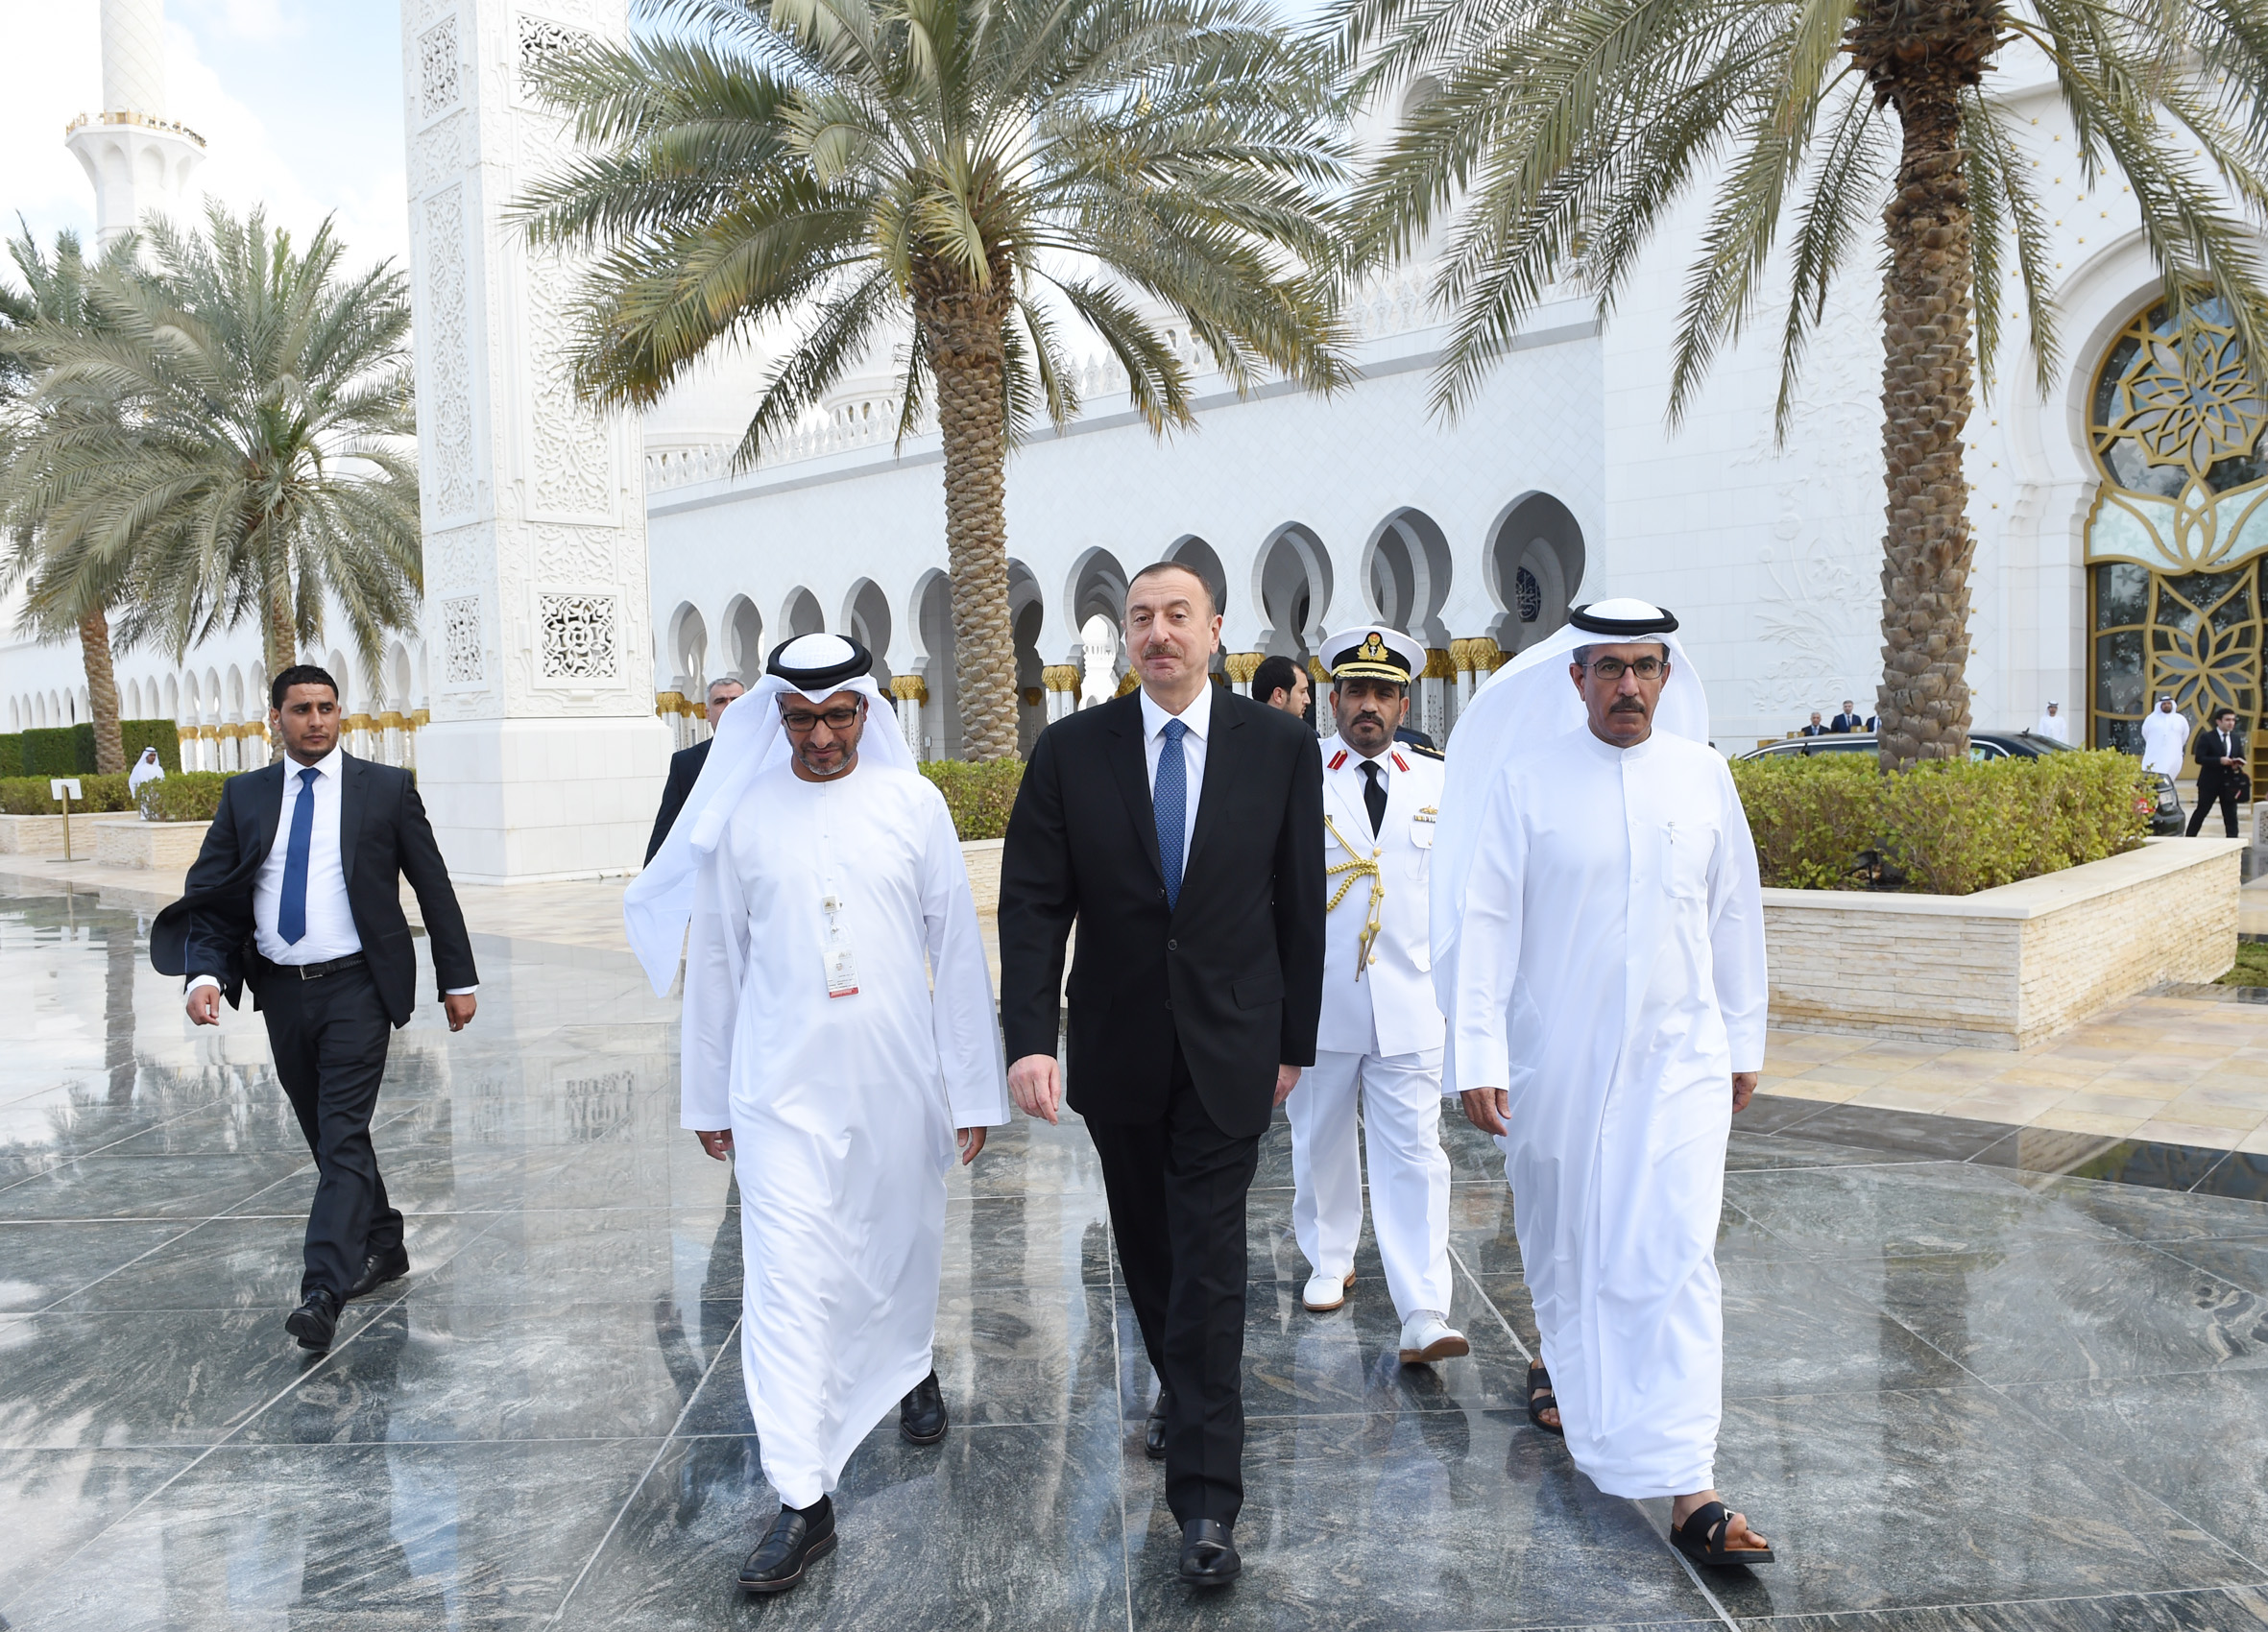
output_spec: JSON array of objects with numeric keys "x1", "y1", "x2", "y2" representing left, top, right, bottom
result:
[{"x1": 2087, "y1": 297, "x2": 2264, "y2": 773}]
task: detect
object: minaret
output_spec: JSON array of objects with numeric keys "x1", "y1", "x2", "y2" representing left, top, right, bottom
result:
[
  {"x1": 397, "y1": 0, "x2": 669, "y2": 880},
  {"x1": 64, "y1": 0, "x2": 206, "y2": 247}
]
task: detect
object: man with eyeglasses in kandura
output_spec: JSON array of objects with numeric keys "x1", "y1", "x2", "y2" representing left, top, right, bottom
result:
[{"x1": 622, "y1": 634, "x2": 1008, "y2": 1596}]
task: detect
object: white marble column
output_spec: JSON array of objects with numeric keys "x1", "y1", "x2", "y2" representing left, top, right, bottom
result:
[{"x1": 398, "y1": 0, "x2": 669, "y2": 880}]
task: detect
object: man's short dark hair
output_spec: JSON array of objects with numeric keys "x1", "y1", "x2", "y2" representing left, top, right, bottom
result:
[
  {"x1": 2213, "y1": 707, "x2": 2238, "y2": 722},
  {"x1": 1252, "y1": 654, "x2": 1302, "y2": 706},
  {"x1": 1126, "y1": 561, "x2": 1218, "y2": 619},
  {"x1": 271, "y1": 663, "x2": 339, "y2": 709}
]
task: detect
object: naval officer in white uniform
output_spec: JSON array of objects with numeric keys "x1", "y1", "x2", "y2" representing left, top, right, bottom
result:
[{"x1": 1288, "y1": 626, "x2": 1468, "y2": 1365}]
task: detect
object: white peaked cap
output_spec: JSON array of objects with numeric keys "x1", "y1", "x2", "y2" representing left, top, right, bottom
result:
[
  {"x1": 621, "y1": 634, "x2": 913, "y2": 994},
  {"x1": 1426, "y1": 600, "x2": 1710, "y2": 1069}
]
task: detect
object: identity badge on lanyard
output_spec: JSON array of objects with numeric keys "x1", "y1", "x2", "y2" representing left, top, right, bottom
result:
[{"x1": 818, "y1": 828, "x2": 860, "y2": 999}]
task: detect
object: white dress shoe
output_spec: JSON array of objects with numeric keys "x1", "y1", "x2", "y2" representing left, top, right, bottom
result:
[
  {"x1": 1398, "y1": 1311, "x2": 1470, "y2": 1364},
  {"x1": 1301, "y1": 1270, "x2": 1355, "y2": 1311}
]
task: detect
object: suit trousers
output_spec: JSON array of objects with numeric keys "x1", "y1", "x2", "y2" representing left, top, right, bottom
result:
[
  {"x1": 1086, "y1": 1042, "x2": 1261, "y2": 1526},
  {"x1": 1288, "y1": 1047, "x2": 1453, "y2": 1320},
  {"x1": 2186, "y1": 777, "x2": 2241, "y2": 837},
  {"x1": 259, "y1": 960, "x2": 399, "y2": 1300}
]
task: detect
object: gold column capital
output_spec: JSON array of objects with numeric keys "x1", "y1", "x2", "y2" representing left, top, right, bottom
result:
[
  {"x1": 1115, "y1": 669, "x2": 1141, "y2": 698},
  {"x1": 1307, "y1": 656, "x2": 1330, "y2": 684},
  {"x1": 890, "y1": 675, "x2": 930, "y2": 704},
  {"x1": 1221, "y1": 652, "x2": 1265, "y2": 685},
  {"x1": 1423, "y1": 647, "x2": 1455, "y2": 680},
  {"x1": 655, "y1": 690, "x2": 687, "y2": 718},
  {"x1": 1041, "y1": 664, "x2": 1080, "y2": 693},
  {"x1": 408, "y1": 709, "x2": 429, "y2": 730}
]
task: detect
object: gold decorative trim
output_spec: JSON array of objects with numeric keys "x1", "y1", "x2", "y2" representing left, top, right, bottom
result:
[
  {"x1": 1040, "y1": 664, "x2": 1080, "y2": 693},
  {"x1": 890, "y1": 676, "x2": 929, "y2": 704},
  {"x1": 1423, "y1": 647, "x2": 1455, "y2": 680},
  {"x1": 1220, "y1": 652, "x2": 1264, "y2": 685}
]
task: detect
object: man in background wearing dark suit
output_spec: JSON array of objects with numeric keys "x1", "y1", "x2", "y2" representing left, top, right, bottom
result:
[
  {"x1": 1830, "y1": 701, "x2": 1866, "y2": 732},
  {"x1": 152, "y1": 664, "x2": 479, "y2": 1353},
  {"x1": 2188, "y1": 708, "x2": 2249, "y2": 837},
  {"x1": 1250, "y1": 652, "x2": 1309, "y2": 719},
  {"x1": 645, "y1": 676, "x2": 746, "y2": 863},
  {"x1": 999, "y1": 562, "x2": 1324, "y2": 1590}
]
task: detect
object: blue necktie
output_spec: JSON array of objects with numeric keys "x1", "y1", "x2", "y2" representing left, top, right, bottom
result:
[
  {"x1": 1156, "y1": 718, "x2": 1188, "y2": 909},
  {"x1": 278, "y1": 766, "x2": 318, "y2": 946}
]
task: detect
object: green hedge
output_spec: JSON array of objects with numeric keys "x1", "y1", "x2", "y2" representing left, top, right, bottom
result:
[
  {"x1": 1729, "y1": 750, "x2": 2149, "y2": 896},
  {"x1": 0, "y1": 774, "x2": 133, "y2": 815},
  {"x1": 921, "y1": 758, "x2": 1025, "y2": 841},
  {"x1": 0, "y1": 720, "x2": 181, "y2": 777},
  {"x1": 137, "y1": 771, "x2": 232, "y2": 823}
]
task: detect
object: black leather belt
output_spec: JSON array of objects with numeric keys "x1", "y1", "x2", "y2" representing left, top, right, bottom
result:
[{"x1": 281, "y1": 952, "x2": 366, "y2": 980}]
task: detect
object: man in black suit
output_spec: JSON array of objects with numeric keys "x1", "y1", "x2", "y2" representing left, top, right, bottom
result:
[
  {"x1": 999, "y1": 562, "x2": 1324, "y2": 1589},
  {"x1": 1830, "y1": 701, "x2": 1866, "y2": 732},
  {"x1": 645, "y1": 676, "x2": 745, "y2": 863},
  {"x1": 152, "y1": 664, "x2": 479, "y2": 1353},
  {"x1": 1798, "y1": 711, "x2": 1829, "y2": 736},
  {"x1": 2187, "y1": 708, "x2": 2249, "y2": 837}
]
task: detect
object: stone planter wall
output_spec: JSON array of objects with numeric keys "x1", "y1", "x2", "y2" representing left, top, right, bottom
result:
[
  {"x1": 90, "y1": 818, "x2": 212, "y2": 871},
  {"x1": 0, "y1": 814, "x2": 69, "y2": 854},
  {"x1": 961, "y1": 837, "x2": 1003, "y2": 918},
  {"x1": 1766, "y1": 837, "x2": 2245, "y2": 1049}
]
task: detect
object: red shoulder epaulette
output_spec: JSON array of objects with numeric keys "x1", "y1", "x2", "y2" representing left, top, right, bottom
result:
[
  {"x1": 1390, "y1": 751, "x2": 1410, "y2": 772},
  {"x1": 1327, "y1": 749, "x2": 1347, "y2": 771}
]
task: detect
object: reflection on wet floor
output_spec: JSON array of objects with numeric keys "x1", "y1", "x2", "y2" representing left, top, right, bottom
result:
[{"x1": 7, "y1": 882, "x2": 2268, "y2": 1631}]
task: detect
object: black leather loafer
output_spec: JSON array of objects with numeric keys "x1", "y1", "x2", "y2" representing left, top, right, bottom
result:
[
  {"x1": 1145, "y1": 1395, "x2": 1169, "y2": 1461},
  {"x1": 285, "y1": 1288, "x2": 339, "y2": 1352},
  {"x1": 346, "y1": 1246, "x2": 410, "y2": 1302},
  {"x1": 739, "y1": 1500, "x2": 836, "y2": 1594},
  {"x1": 1178, "y1": 1518, "x2": 1241, "y2": 1587},
  {"x1": 899, "y1": 1370, "x2": 948, "y2": 1445}
]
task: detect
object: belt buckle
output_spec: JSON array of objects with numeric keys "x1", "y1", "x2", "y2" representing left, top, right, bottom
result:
[{"x1": 299, "y1": 961, "x2": 323, "y2": 980}]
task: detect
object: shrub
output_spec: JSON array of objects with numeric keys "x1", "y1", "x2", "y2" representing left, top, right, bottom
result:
[
  {"x1": 0, "y1": 773, "x2": 134, "y2": 815},
  {"x1": 137, "y1": 772, "x2": 232, "y2": 823},
  {"x1": 20, "y1": 727, "x2": 85, "y2": 776},
  {"x1": 921, "y1": 757, "x2": 1025, "y2": 840},
  {"x1": 1728, "y1": 749, "x2": 2149, "y2": 896}
]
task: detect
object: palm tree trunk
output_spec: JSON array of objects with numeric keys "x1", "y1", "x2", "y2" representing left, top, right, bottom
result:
[
  {"x1": 264, "y1": 566, "x2": 297, "y2": 764},
  {"x1": 919, "y1": 273, "x2": 1020, "y2": 763},
  {"x1": 79, "y1": 607, "x2": 125, "y2": 775},
  {"x1": 1870, "y1": 80, "x2": 1978, "y2": 770}
]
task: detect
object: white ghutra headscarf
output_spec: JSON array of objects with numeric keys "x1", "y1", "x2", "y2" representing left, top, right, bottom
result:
[{"x1": 622, "y1": 633, "x2": 913, "y2": 994}]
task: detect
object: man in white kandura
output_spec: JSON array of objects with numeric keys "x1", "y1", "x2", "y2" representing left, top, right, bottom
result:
[
  {"x1": 623, "y1": 633, "x2": 1008, "y2": 1596},
  {"x1": 1289, "y1": 626, "x2": 1466, "y2": 1367},
  {"x1": 2032, "y1": 701, "x2": 2070, "y2": 744},
  {"x1": 1434, "y1": 598, "x2": 1775, "y2": 1569},
  {"x1": 128, "y1": 746, "x2": 166, "y2": 796},
  {"x1": 2141, "y1": 693, "x2": 2190, "y2": 778}
]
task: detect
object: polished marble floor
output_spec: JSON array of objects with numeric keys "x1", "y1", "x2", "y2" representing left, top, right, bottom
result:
[{"x1": 9, "y1": 881, "x2": 2268, "y2": 1631}]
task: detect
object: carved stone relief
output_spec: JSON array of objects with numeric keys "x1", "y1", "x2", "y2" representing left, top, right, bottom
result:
[
  {"x1": 410, "y1": 109, "x2": 473, "y2": 197},
  {"x1": 420, "y1": 186, "x2": 477, "y2": 520},
  {"x1": 521, "y1": 252, "x2": 615, "y2": 518},
  {"x1": 539, "y1": 592, "x2": 619, "y2": 680},
  {"x1": 530, "y1": 523, "x2": 616, "y2": 584},
  {"x1": 418, "y1": 17, "x2": 461, "y2": 119},
  {"x1": 443, "y1": 594, "x2": 486, "y2": 685}
]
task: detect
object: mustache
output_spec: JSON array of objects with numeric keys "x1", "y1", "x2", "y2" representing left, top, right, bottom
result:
[{"x1": 1609, "y1": 698, "x2": 1648, "y2": 713}]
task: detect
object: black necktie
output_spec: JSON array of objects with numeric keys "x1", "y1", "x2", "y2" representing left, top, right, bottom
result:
[{"x1": 1362, "y1": 759, "x2": 1387, "y2": 836}]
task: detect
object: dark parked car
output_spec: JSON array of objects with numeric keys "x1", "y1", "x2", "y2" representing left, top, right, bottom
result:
[{"x1": 1736, "y1": 731, "x2": 2186, "y2": 834}]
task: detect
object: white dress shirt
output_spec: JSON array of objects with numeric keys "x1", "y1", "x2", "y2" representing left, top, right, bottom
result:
[
  {"x1": 1139, "y1": 684, "x2": 1211, "y2": 878},
  {"x1": 190, "y1": 748, "x2": 473, "y2": 996}
]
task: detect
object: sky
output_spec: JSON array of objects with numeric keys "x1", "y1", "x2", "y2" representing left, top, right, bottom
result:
[{"x1": 1, "y1": 0, "x2": 408, "y2": 276}]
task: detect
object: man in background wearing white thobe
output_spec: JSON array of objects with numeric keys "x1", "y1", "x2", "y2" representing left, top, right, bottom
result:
[
  {"x1": 2032, "y1": 701, "x2": 2070, "y2": 744},
  {"x1": 1438, "y1": 598, "x2": 1774, "y2": 1569},
  {"x1": 2142, "y1": 694, "x2": 2190, "y2": 778},
  {"x1": 128, "y1": 746, "x2": 166, "y2": 797},
  {"x1": 1290, "y1": 625, "x2": 1465, "y2": 1367},
  {"x1": 623, "y1": 634, "x2": 1008, "y2": 1596}
]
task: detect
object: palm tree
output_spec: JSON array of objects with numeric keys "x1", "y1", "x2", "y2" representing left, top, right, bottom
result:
[
  {"x1": 515, "y1": 0, "x2": 1352, "y2": 760},
  {"x1": 0, "y1": 226, "x2": 146, "y2": 774},
  {"x1": 3, "y1": 204, "x2": 422, "y2": 759},
  {"x1": 1337, "y1": 0, "x2": 2268, "y2": 767}
]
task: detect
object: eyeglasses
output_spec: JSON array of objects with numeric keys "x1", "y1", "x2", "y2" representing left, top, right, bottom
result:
[
  {"x1": 1581, "y1": 656, "x2": 1668, "y2": 681},
  {"x1": 779, "y1": 703, "x2": 864, "y2": 732}
]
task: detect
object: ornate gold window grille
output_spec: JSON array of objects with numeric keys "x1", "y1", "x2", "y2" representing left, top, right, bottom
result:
[{"x1": 2086, "y1": 299, "x2": 2267, "y2": 780}]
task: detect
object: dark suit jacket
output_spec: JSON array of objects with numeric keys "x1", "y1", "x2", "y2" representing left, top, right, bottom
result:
[
  {"x1": 645, "y1": 738, "x2": 712, "y2": 864},
  {"x1": 2193, "y1": 729, "x2": 2248, "y2": 796},
  {"x1": 1830, "y1": 714, "x2": 1865, "y2": 732},
  {"x1": 998, "y1": 686, "x2": 1325, "y2": 1140},
  {"x1": 150, "y1": 755, "x2": 479, "y2": 1029}
]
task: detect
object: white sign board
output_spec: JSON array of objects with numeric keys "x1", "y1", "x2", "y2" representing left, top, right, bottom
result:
[{"x1": 50, "y1": 779, "x2": 82, "y2": 802}]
